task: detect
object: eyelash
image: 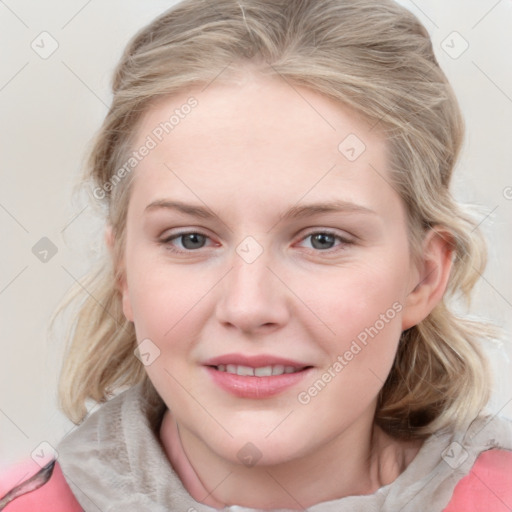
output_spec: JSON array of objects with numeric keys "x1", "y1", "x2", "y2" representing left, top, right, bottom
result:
[{"x1": 159, "y1": 229, "x2": 354, "y2": 255}]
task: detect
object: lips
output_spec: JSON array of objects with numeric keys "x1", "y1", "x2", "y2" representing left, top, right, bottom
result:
[{"x1": 203, "y1": 353, "x2": 313, "y2": 398}]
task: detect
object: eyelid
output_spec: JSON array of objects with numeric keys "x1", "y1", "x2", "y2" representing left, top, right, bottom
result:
[
  {"x1": 298, "y1": 227, "x2": 355, "y2": 241},
  {"x1": 160, "y1": 228, "x2": 211, "y2": 243}
]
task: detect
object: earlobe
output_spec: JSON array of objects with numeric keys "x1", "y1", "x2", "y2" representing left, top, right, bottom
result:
[
  {"x1": 104, "y1": 224, "x2": 134, "y2": 322},
  {"x1": 105, "y1": 224, "x2": 115, "y2": 252},
  {"x1": 121, "y1": 286, "x2": 134, "y2": 322},
  {"x1": 401, "y1": 228, "x2": 454, "y2": 331}
]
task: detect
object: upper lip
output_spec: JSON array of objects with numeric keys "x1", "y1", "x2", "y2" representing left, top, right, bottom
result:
[{"x1": 203, "y1": 353, "x2": 312, "y2": 369}]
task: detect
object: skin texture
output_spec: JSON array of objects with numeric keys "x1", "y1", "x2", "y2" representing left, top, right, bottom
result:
[{"x1": 113, "y1": 72, "x2": 453, "y2": 509}]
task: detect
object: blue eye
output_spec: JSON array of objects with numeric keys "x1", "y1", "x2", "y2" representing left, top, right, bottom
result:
[
  {"x1": 162, "y1": 231, "x2": 210, "y2": 252},
  {"x1": 299, "y1": 231, "x2": 352, "y2": 252},
  {"x1": 308, "y1": 232, "x2": 337, "y2": 250}
]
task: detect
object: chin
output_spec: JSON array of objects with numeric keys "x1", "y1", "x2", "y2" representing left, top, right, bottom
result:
[{"x1": 199, "y1": 417, "x2": 316, "y2": 467}]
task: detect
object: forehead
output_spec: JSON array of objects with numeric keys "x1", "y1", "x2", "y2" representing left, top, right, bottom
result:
[{"x1": 129, "y1": 74, "x2": 398, "y2": 219}]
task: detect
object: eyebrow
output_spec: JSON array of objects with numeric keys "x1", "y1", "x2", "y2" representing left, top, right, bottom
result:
[{"x1": 144, "y1": 199, "x2": 377, "y2": 220}]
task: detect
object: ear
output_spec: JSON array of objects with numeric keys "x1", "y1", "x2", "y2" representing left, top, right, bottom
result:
[
  {"x1": 105, "y1": 224, "x2": 134, "y2": 322},
  {"x1": 401, "y1": 227, "x2": 454, "y2": 331},
  {"x1": 104, "y1": 224, "x2": 115, "y2": 253}
]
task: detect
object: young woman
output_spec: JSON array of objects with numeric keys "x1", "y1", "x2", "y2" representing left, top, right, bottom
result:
[{"x1": 2, "y1": 0, "x2": 511, "y2": 510}]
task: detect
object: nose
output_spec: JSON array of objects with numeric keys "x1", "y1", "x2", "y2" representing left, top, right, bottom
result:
[{"x1": 214, "y1": 247, "x2": 291, "y2": 335}]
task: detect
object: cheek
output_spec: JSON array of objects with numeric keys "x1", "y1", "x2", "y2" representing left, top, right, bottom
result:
[
  {"x1": 300, "y1": 260, "x2": 406, "y2": 379},
  {"x1": 125, "y1": 259, "x2": 210, "y2": 403},
  {"x1": 125, "y1": 244, "x2": 175, "y2": 316},
  {"x1": 125, "y1": 252, "x2": 217, "y2": 351},
  {"x1": 314, "y1": 265, "x2": 405, "y2": 335},
  {"x1": 298, "y1": 273, "x2": 404, "y2": 419}
]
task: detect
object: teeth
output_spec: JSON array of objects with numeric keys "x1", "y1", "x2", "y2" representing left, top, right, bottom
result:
[
  {"x1": 254, "y1": 366, "x2": 273, "y2": 377},
  {"x1": 237, "y1": 365, "x2": 254, "y2": 376},
  {"x1": 216, "y1": 364, "x2": 302, "y2": 376},
  {"x1": 271, "y1": 365, "x2": 285, "y2": 376}
]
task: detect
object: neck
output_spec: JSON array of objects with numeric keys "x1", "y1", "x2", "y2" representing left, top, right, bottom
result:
[{"x1": 160, "y1": 410, "x2": 422, "y2": 509}]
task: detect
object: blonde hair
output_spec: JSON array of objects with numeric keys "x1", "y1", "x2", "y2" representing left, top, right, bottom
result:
[{"x1": 58, "y1": 0, "x2": 494, "y2": 438}]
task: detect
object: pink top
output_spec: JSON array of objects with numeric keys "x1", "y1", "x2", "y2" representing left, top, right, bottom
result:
[
  {"x1": 0, "y1": 459, "x2": 82, "y2": 511},
  {"x1": 443, "y1": 449, "x2": 512, "y2": 512},
  {"x1": 1, "y1": 450, "x2": 511, "y2": 510}
]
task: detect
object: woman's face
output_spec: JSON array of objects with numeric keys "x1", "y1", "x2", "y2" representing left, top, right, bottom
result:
[{"x1": 119, "y1": 74, "x2": 421, "y2": 466}]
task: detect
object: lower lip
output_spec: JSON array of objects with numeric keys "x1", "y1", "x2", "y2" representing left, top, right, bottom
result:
[{"x1": 205, "y1": 366, "x2": 311, "y2": 399}]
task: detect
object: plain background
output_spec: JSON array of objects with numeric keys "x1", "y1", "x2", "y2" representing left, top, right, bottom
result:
[{"x1": 0, "y1": 0, "x2": 511, "y2": 470}]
